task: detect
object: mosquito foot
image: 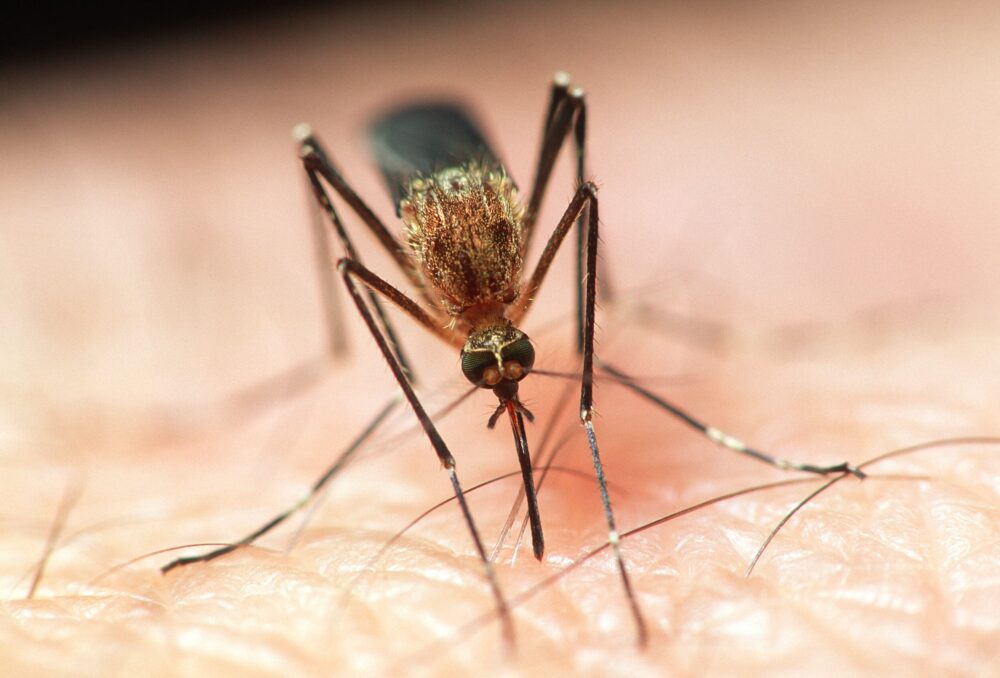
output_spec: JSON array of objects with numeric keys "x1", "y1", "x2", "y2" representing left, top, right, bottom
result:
[{"x1": 809, "y1": 461, "x2": 866, "y2": 479}]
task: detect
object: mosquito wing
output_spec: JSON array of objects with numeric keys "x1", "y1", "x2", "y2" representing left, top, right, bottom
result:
[{"x1": 369, "y1": 103, "x2": 507, "y2": 214}]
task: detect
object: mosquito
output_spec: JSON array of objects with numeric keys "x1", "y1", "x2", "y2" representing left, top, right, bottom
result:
[{"x1": 160, "y1": 72, "x2": 863, "y2": 647}]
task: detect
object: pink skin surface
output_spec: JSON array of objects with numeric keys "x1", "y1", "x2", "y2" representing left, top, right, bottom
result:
[{"x1": 3, "y1": 3, "x2": 1000, "y2": 675}]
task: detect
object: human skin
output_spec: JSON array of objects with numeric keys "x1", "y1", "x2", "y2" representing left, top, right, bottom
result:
[{"x1": 2, "y1": 3, "x2": 1000, "y2": 676}]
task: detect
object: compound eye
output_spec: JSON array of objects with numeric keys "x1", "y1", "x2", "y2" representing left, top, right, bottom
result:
[
  {"x1": 500, "y1": 337, "x2": 535, "y2": 381},
  {"x1": 461, "y1": 350, "x2": 499, "y2": 387}
]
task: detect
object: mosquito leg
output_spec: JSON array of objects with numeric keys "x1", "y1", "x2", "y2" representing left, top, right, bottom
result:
[
  {"x1": 571, "y1": 89, "x2": 588, "y2": 353},
  {"x1": 338, "y1": 256, "x2": 516, "y2": 645},
  {"x1": 509, "y1": 183, "x2": 594, "y2": 325},
  {"x1": 540, "y1": 71, "x2": 571, "y2": 137},
  {"x1": 302, "y1": 160, "x2": 348, "y2": 358},
  {"x1": 513, "y1": 79, "x2": 646, "y2": 641},
  {"x1": 523, "y1": 77, "x2": 585, "y2": 244},
  {"x1": 294, "y1": 126, "x2": 415, "y2": 284},
  {"x1": 167, "y1": 118, "x2": 488, "y2": 613},
  {"x1": 297, "y1": 130, "x2": 432, "y2": 382},
  {"x1": 577, "y1": 187, "x2": 650, "y2": 647},
  {"x1": 554, "y1": 80, "x2": 616, "y2": 338},
  {"x1": 522, "y1": 70, "x2": 570, "y2": 243},
  {"x1": 517, "y1": 179, "x2": 652, "y2": 643},
  {"x1": 598, "y1": 361, "x2": 866, "y2": 478},
  {"x1": 521, "y1": 75, "x2": 605, "y2": 350},
  {"x1": 296, "y1": 128, "x2": 436, "y2": 307},
  {"x1": 337, "y1": 259, "x2": 459, "y2": 347},
  {"x1": 149, "y1": 150, "x2": 359, "y2": 438},
  {"x1": 161, "y1": 396, "x2": 400, "y2": 574},
  {"x1": 164, "y1": 133, "x2": 359, "y2": 433},
  {"x1": 162, "y1": 124, "x2": 454, "y2": 570}
]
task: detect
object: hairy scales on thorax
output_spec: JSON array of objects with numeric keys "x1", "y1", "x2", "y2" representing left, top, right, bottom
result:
[{"x1": 399, "y1": 163, "x2": 525, "y2": 319}]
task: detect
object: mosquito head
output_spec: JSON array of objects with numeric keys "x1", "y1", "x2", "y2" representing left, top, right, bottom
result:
[{"x1": 461, "y1": 322, "x2": 535, "y2": 395}]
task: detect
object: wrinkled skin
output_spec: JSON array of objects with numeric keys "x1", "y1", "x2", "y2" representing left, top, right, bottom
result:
[{"x1": 3, "y1": 3, "x2": 1000, "y2": 677}]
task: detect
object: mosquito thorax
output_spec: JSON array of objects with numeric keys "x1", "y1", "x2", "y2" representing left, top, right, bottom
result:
[
  {"x1": 460, "y1": 321, "x2": 536, "y2": 389},
  {"x1": 399, "y1": 164, "x2": 525, "y2": 317}
]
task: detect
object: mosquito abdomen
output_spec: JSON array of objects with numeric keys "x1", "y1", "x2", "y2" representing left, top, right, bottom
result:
[{"x1": 369, "y1": 103, "x2": 509, "y2": 214}]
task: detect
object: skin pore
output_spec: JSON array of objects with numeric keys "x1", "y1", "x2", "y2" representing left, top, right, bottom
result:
[{"x1": 3, "y1": 3, "x2": 1000, "y2": 675}]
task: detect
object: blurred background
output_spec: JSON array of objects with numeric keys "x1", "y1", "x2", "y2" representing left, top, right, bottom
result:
[
  {"x1": 2, "y1": 1, "x2": 1000, "y2": 675},
  {"x1": 4, "y1": 0, "x2": 999, "y2": 428}
]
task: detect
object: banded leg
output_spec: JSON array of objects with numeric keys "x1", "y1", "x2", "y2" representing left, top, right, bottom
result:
[
  {"x1": 576, "y1": 186, "x2": 650, "y2": 646},
  {"x1": 517, "y1": 180, "x2": 649, "y2": 645},
  {"x1": 160, "y1": 260, "x2": 461, "y2": 573},
  {"x1": 162, "y1": 396, "x2": 399, "y2": 573},
  {"x1": 162, "y1": 132, "x2": 456, "y2": 573},
  {"x1": 338, "y1": 256, "x2": 516, "y2": 645},
  {"x1": 599, "y1": 362, "x2": 865, "y2": 478}
]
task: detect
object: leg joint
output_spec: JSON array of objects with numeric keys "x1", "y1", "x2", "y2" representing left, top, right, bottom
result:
[
  {"x1": 292, "y1": 122, "x2": 313, "y2": 144},
  {"x1": 299, "y1": 146, "x2": 321, "y2": 168}
]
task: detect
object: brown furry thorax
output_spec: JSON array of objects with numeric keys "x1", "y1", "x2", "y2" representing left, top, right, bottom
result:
[{"x1": 399, "y1": 163, "x2": 525, "y2": 325}]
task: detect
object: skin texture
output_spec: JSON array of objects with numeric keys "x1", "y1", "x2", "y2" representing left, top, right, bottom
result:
[{"x1": 2, "y1": 2, "x2": 1000, "y2": 676}]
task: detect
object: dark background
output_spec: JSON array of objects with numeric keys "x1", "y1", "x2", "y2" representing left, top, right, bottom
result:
[{"x1": 2, "y1": 0, "x2": 329, "y2": 63}]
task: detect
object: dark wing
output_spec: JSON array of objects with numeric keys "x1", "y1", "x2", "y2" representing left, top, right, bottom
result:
[{"x1": 368, "y1": 103, "x2": 505, "y2": 214}]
